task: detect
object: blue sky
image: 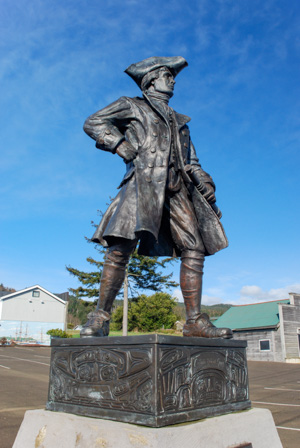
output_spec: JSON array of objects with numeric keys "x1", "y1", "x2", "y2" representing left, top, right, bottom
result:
[{"x1": 1, "y1": 0, "x2": 299, "y2": 305}]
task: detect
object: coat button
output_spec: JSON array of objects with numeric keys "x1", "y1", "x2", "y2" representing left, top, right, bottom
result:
[
  {"x1": 148, "y1": 161, "x2": 154, "y2": 168},
  {"x1": 151, "y1": 148, "x2": 156, "y2": 153},
  {"x1": 153, "y1": 132, "x2": 158, "y2": 137},
  {"x1": 105, "y1": 129, "x2": 111, "y2": 135},
  {"x1": 154, "y1": 119, "x2": 159, "y2": 123},
  {"x1": 184, "y1": 142, "x2": 188, "y2": 148}
]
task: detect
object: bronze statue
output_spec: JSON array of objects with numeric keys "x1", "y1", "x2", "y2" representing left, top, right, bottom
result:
[{"x1": 81, "y1": 56, "x2": 232, "y2": 339}]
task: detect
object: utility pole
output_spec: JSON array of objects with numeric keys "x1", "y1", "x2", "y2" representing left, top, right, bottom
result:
[{"x1": 122, "y1": 270, "x2": 128, "y2": 336}]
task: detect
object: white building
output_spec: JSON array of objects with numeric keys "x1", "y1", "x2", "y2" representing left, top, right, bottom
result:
[{"x1": 0, "y1": 285, "x2": 68, "y2": 345}]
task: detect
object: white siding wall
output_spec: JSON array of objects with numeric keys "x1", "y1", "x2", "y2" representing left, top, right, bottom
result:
[{"x1": 1, "y1": 289, "x2": 66, "y2": 324}]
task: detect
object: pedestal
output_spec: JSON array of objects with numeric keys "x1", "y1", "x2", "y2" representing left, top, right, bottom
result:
[
  {"x1": 13, "y1": 408, "x2": 283, "y2": 448},
  {"x1": 46, "y1": 334, "x2": 251, "y2": 427}
]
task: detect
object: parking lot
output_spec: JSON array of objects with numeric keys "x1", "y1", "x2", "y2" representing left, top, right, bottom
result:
[
  {"x1": 247, "y1": 359, "x2": 300, "y2": 448},
  {"x1": 0, "y1": 346, "x2": 299, "y2": 448}
]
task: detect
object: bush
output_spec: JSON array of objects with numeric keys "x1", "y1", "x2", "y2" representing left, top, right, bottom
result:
[
  {"x1": 110, "y1": 305, "x2": 124, "y2": 331},
  {"x1": 111, "y1": 292, "x2": 179, "y2": 332},
  {"x1": 0, "y1": 337, "x2": 7, "y2": 346},
  {"x1": 46, "y1": 328, "x2": 72, "y2": 338}
]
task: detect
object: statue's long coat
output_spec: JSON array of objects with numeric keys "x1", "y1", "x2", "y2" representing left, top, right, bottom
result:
[{"x1": 84, "y1": 95, "x2": 227, "y2": 256}]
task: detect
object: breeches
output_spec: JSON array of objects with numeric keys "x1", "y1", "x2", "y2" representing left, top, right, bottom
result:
[{"x1": 106, "y1": 184, "x2": 205, "y2": 262}]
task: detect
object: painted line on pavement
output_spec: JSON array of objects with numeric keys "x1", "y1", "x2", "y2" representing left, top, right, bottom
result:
[
  {"x1": 0, "y1": 407, "x2": 44, "y2": 413},
  {"x1": 15, "y1": 347, "x2": 34, "y2": 351},
  {"x1": 0, "y1": 364, "x2": 11, "y2": 369},
  {"x1": 0, "y1": 354, "x2": 50, "y2": 366},
  {"x1": 276, "y1": 426, "x2": 300, "y2": 432},
  {"x1": 253, "y1": 401, "x2": 300, "y2": 407},
  {"x1": 264, "y1": 387, "x2": 300, "y2": 392}
]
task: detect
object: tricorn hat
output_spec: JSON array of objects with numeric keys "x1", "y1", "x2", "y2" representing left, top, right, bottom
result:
[{"x1": 125, "y1": 56, "x2": 188, "y2": 88}]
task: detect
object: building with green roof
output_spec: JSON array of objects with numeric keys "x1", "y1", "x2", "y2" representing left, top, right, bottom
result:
[{"x1": 215, "y1": 293, "x2": 300, "y2": 362}]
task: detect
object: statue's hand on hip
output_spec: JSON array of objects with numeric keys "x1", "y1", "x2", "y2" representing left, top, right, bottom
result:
[{"x1": 116, "y1": 141, "x2": 137, "y2": 162}]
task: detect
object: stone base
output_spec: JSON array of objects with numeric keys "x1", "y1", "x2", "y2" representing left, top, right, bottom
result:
[
  {"x1": 13, "y1": 408, "x2": 283, "y2": 448},
  {"x1": 46, "y1": 334, "x2": 251, "y2": 427}
]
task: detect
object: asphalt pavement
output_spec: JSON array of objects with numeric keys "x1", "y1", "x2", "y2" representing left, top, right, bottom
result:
[
  {"x1": 0, "y1": 346, "x2": 51, "y2": 448},
  {"x1": 0, "y1": 346, "x2": 299, "y2": 448},
  {"x1": 248, "y1": 360, "x2": 300, "y2": 448}
]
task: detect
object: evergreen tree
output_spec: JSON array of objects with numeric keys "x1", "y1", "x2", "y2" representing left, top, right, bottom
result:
[
  {"x1": 67, "y1": 247, "x2": 178, "y2": 299},
  {"x1": 66, "y1": 250, "x2": 105, "y2": 299},
  {"x1": 127, "y1": 251, "x2": 178, "y2": 296}
]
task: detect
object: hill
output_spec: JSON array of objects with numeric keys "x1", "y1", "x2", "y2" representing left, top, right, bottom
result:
[
  {"x1": 0, "y1": 283, "x2": 16, "y2": 293},
  {"x1": 174, "y1": 302, "x2": 232, "y2": 320}
]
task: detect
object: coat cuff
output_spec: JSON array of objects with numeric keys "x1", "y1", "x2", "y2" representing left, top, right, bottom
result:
[{"x1": 96, "y1": 127, "x2": 125, "y2": 152}]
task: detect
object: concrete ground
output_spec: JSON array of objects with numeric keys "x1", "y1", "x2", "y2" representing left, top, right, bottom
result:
[{"x1": 0, "y1": 346, "x2": 299, "y2": 448}]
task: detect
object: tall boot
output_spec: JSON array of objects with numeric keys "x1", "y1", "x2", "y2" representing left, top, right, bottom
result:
[
  {"x1": 181, "y1": 254, "x2": 232, "y2": 339},
  {"x1": 97, "y1": 258, "x2": 128, "y2": 313},
  {"x1": 80, "y1": 250, "x2": 129, "y2": 338}
]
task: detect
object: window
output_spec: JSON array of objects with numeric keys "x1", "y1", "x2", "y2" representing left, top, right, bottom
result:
[
  {"x1": 32, "y1": 291, "x2": 40, "y2": 297},
  {"x1": 259, "y1": 339, "x2": 270, "y2": 351}
]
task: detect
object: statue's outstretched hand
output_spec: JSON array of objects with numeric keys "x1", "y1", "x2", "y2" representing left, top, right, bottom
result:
[{"x1": 116, "y1": 141, "x2": 137, "y2": 162}]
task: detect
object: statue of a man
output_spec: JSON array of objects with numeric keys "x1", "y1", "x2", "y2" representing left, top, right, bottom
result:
[{"x1": 81, "y1": 56, "x2": 232, "y2": 339}]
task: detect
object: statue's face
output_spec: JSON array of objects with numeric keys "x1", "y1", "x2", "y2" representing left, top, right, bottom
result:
[{"x1": 152, "y1": 69, "x2": 175, "y2": 96}]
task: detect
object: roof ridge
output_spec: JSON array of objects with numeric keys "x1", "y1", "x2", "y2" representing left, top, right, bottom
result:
[
  {"x1": 0, "y1": 285, "x2": 66, "y2": 304},
  {"x1": 234, "y1": 299, "x2": 290, "y2": 307}
]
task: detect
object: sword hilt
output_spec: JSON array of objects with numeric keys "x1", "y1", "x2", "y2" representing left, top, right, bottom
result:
[{"x1": 184, "y1": 165, "x2": 222, "y2": 219}]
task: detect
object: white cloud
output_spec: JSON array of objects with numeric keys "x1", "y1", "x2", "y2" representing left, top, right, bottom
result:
[
  {"x1": 173, "y1": 289, "x2": 183, "y2": 302},
  {"x1": 172, "y1": 289, "x2": 230, "y2": 306},
  {"x1": 239, "y1": 284, "x2": 300, "y2": 303},
  {"x1": 174, "y1": 283, "x2": 300, "y2": 307},
  {"x1": 202, "y1": 295, "x2": 225, "y2": 306}
]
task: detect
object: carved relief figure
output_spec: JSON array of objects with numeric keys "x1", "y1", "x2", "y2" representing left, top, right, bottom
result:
[{"x1": 81, "y1": 56, "x2": 232, "y2": 339}]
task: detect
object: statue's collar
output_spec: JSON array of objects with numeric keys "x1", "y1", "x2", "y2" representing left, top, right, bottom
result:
[
  {"x1": 146, "y1": 90, "x2": 170, "y2": 105},
  {"x1": 143, "y1": 93, "x2": 191, "y2": 129}
]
